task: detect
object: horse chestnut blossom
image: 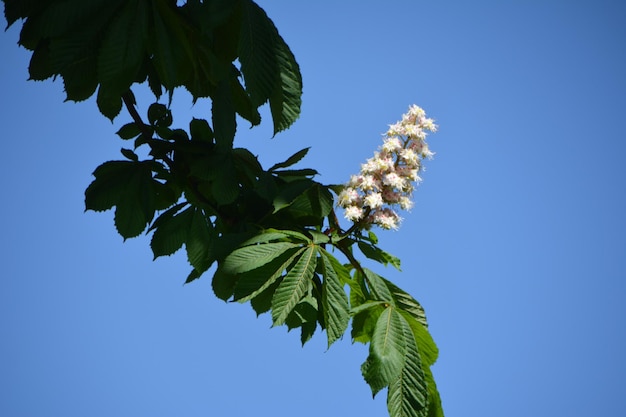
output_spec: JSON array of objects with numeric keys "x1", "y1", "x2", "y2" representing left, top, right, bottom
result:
[{"x1": 338, "y1": 105, "x2": 437, "y2": 230}]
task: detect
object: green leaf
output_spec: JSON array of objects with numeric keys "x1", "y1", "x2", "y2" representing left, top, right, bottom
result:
[
  {"x1": 270, "y1": 229, "x2": 312, "y2": 243},
  {"x1": 271, "y1": 245, "x2": 317, "y2": 325},
  {"x1": 239, "y1": 230, "x2": 291, "y2": 246},
  {"x1": 113, "y1": 165, "x2": 156, "y2": 239},
  {"x1": 350, "y1": 300, "x2": 388, "y2": 316},
  {"x1": 96, "y1": 85, "x2": 122, "y2": 121},
  {"x1": 398, "y1": 311, "x2": 439, "y2": 369},
  {"x1": 284, "y1": 295, "x2": 319, "y2": 345},
  {"x1": 185, "y1": 267, "x2": 202, "y2": 285},
  {"x1": 358, "y1": 241, "x2": 402, "y2": 270},
  {"x1": 382, "y1": 278, "x2": 429, "y2": 329},
  {"x1": 268, "y1": 35, "x2": 302, "y2": 133},
  {"x1": 85, "y1": 161, "x2": 135, "y2": 212},
  {"x1": 321, "y1": 248, "x2": 352, "y2": 286},
  {"x1": 3, "y1": 0, "x2": 48, "y2": 29},
  {"x1": 363, "y1": 269, "x2": 394, "y2": 303},
  {"x1": 233, "y1": 247, "x2": 303, "y2": 302},
  {"x1": 285, "y1": 295, "x2": 318, "y2": 329},
  {"x1": 237, "y1": 0, "x2": 276, "y2": 106},
  {"x1": 212, "y1": 79, "x2": 236, "y2": 149},
  {"x1": 189, "y1": 118, "x2": 214, "y2": 142},
  {"x1": 386, "y1": 314, "x2": 428, "y2": 417},
  {"x1": 268, "y1": 147, "x2": 310, "y2": 171},
  {"x1": 222, "y1": 242, "x2": 299, "y2": 275},
  {"x1": 116, "y1": 122, "x2": 142, "y2": 140},
  {"x1": 185, "y1": 208, "x2": 216, "y2": 273},
  {"x1": 351, "y1": 303, "x2": 385, "y2": 344},
  {"x1": 361, "y1": 307, "x2": 407, "y2": 397},
  {"x1": 273, "y1": 168, "x2": 318, "y2": 178},
  {"x1": 320, "y1": 250, "x2": 350, "y2": 347},
  {"x1": 211, "y1": 267, "x2": 237, "y2": 301},
  {"x1": 288, "y1": 183, "x2": 333, "y2": 221},
  {"x1": 120, "y1": 148, "x2": 138, "y2": 161},
  {"x1": 150, "y1": 206, "x2": 194, "y2": 259},
  {"x1": 147, "y1": 103, "x2": 170, "y2": 126},
  {"x1": 424, "y1": 368, "x2": 445, "y2": 417},
  {"x1": 85, "y1": 160, "x2": 158, "y2": 239},
  {"x1": 150, "y1": 0, "x2": 193, "y2": 91},
  {"x1": 250, "y1": 279, "x2": 281, "y2": 316},
  {"x1": 210, "y1": 153, "x2": 239, "y2": 205},
  {"x1": 97, "y1": 0, "x2": 148, "y2": 98},
  {"x1": 308, "y1": 230, "x2": 329, "y2": 245},
  {"x1": 60, "y1": 45, "x2": 98, "y2": 102},
  {"x1": 238, "y1": 0, "x2": 302, "y2": 134},
  {"x1": 272, "y1": 179, "x2": 313, "y2": 213},
  {"x1": 28, "y1": 41, "x2": 54, "y2": 81}
]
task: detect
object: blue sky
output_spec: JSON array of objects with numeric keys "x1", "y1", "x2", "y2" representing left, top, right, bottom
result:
[{"x1": 1, "y1": 1, "x2": 625, "y2": 416}]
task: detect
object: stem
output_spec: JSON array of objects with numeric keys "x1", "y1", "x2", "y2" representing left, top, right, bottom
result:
[
  {"x1": 122, "y1": 91, "x2": 152, "y2": 140},
  {"x1": 339, "y1": 207, "x2": 371, "y2": 238},
  {"x1": 121, "y1": 90, "x2": 174, "y2": 167}
]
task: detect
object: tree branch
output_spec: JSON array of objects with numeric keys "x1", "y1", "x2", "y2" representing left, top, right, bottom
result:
[{"x1": 122, "y1": 90, "x2": 153, "y2": 140}]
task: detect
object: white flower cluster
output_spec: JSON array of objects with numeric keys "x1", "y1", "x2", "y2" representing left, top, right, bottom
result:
[{"x1": 338, "y1": 105, "x2": 437, "y2": 230}]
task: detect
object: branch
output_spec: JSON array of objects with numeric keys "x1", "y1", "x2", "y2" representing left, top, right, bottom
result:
[{"x1": 122, "y1": 90, "x2": 153, "y2": 139}]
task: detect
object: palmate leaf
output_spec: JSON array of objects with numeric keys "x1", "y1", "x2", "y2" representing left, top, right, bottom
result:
[
  {"x1": 284, "y1": 294, "x2": 318, "y2": 341},
  {"x1": 185, "y1": 208, "x2": 217, "y2": 274},
  {"x1": 363, "y1": 268, "x2": 394, "y2": 303},
  {"x1": 96, "y1": 0, "x2": 148, "y2": 99},
  {"x1": 271, "y1": 245, "x2": 318, "y2": 325},
  {"x1": 222, "y1": 241, "x2": 299, "y2": 275},
  {"x1": 361, "y1": 307, "x2": 407, "y2": 397},
  {"x1": 268, "y1": 147, "x2": 310, "y2": 171},
  {"x1": 424, "y1": 367, "x2": 444, "y2": 417},
  {"x1": 53, "y1": 36, "x2": 99, "y2": 101},
  {"x1": 268, "y1": 36, "x2": 302, "y2": 133},
  {"x1": 386, "y1": 314, "x2": 428, "y2": 417},
  {"x1": 20, "y1": 0, "x2": 122, "y2": 43},
  {"x1": 150, "y1": 0, "x2": 194, "y2": 91},
  {"x1": 212, "y1": 79, "x2": 236, "y2": 149},
  {"x1": 233, "y1": 247, "x2": 304, "y2": 302},
  {"x1": 85, "y1": 160, "x2": 158, "y2": 239},
  {"x1": 3, "y1": 0, "x2": 47, "y2": 28},
  {"x1": 85, "y1": 161, "x2": 135, "y2": 212},
  {"x1": 238, "y1": 0, "x2": 302, "y2": 134},
  {"x1": 150, "y1": 205, "x2": 194, "y2": 259},
  {"x1": 319, "y1": 249, "x2": 350, "y2": 347},
  {"x1": 358, "y1": 241, "x2": 402, "y2": 270},
  {"x1": 382, "y1": 278, "x2": 429, "y2": 329},
  {"x1": 398, "y1": 311, "x2": 439, "y2": 369},
  {"x1": 287, "y1": 183, "x2": 334, "y2": 222}
]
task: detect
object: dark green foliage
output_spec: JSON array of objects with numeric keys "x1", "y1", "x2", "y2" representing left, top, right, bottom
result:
[
  {"x1": 7, "y1": 0, "x2": 301, "y2": 130},
  {"x1": 2, "y1": 1, "x2": 444, "y2": 416}
]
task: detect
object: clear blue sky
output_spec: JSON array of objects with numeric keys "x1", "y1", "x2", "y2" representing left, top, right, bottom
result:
[{"x1": 1, "y1": 1, "x2": 625, "y2": 416}]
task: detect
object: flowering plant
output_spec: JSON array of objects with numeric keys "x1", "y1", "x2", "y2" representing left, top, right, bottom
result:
[
  {"x1": 339, "y1": 105, "x2": 438, "y2": 230},
  {"x1": 4, "y1": 0, "x2": 446, "y2": 415}
]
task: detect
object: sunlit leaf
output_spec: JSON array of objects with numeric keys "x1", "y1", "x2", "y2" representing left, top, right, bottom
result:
[
  {"x1": 363, "y1": 269, "x2": 394, "y2": 303},
  {"x1": 320, "y1": 250, "x2": 350, "y2": 347},
  {"x1": 222, "y1": 242, "x2": 299, "y2": 275},
  {"x1": 358, "y1": 241, "x2": 401, "y2": 270},
  {"x1": 238, "y1": 0, "x2": 302, "y2": 134},
  {"x1": 361, "y1": 307, "x2": 406, "y2": 397},
  {"x1": 383, "y1": 278, "x2": 429, "y2": 328},
  {"x1": 233, "y1": 247, "x2": 303, "y2": 302},
  {"x1": 271, "y1": 245, "x2": 317, "y2": 325},
  {"x1": 386, "y1": 314, "x2": 428, "y2": 417}
]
